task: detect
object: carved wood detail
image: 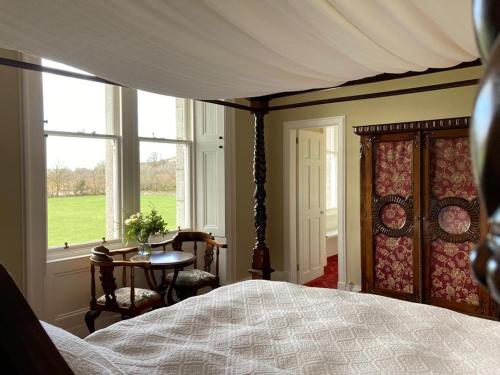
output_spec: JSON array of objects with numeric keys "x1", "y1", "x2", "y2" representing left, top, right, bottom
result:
[
  {"x1": 372, "y1": 194, "x2": 414, "y2": 237},
  {"x1": 428, "y1": 197, "x2": 481, "y2": 243},
  {"x1": 354, "y1": 117, "x2": 470, "y2": 136},
  {"x1": 358, "y1": 119, "x2": 495, "y2": 317},
  {"x1": 249, "y1": 99, "x2": 274, "y2": 280}
]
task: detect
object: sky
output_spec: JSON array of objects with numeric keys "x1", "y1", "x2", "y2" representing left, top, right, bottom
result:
[{"x1": 42, "y1": 59, "x2": 179, "y2": 170}]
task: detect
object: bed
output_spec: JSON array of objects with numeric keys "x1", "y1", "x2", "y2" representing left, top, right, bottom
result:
[
  {"x1": 42, "y1": 280, "x2": 500, "y2": 374},
  {"x1": 1, "y1": 1, "x2": 500, "y2": 374}
]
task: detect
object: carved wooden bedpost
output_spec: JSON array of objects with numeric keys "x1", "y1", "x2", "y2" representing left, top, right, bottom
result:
[
  {"x1": 470, "y1": 0, "x2": 500, "y2": 303},
  {"x1": 249, "y1": 98, "x2": 274, "y2": 280}
]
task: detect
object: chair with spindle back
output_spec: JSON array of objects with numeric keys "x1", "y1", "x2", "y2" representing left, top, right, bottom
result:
[
  {"x1": 85, "y1": 245, "x2": 163, "y2": 333},
  {"x1": 152, "y1": 231, "x2": 227, "y2": 301}
]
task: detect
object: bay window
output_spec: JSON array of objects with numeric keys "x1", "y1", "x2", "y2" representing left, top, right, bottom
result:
[{"x1": 42, "y1": 62, "x2": 193, "y2": 253}]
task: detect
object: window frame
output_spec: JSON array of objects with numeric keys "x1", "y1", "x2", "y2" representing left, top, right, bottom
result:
[
  {"x1": 137, "y1": 130, "x2": 194, "y2": 232},
  {"x1": 43, "y1": 78, "x2": 194, "y2": 259},
  {"x1": 326, "y1": 126, "x2": 338, "y2": 211}
]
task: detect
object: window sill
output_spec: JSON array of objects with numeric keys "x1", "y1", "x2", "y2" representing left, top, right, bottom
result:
[
  {"x1": 47, "y1": 240, "x2": 124, "y2": 262},
  {"x1": 46, "y1": 230, "x2": 184, "y2": 263}
]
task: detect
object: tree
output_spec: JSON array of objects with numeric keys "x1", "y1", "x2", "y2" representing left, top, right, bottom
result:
[
  {"x1": 73, "y1": 179, "x2": 86, "y2": 196},
  {"x1": 91, "y1": 162, "x2": 105, "y2": 195},
  {"x1": 48, "y1": 160, "x2": 69, "y2": 197}
]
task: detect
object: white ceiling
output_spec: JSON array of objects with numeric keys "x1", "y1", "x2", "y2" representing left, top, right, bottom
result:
[{"x1": 0, "y1": 0, "x2": 478, "y2": 99}]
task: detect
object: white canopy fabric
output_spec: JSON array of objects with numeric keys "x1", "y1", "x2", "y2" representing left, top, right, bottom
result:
[{"x1": 0, "y1": 0, "x2": 478, "y2": 100}]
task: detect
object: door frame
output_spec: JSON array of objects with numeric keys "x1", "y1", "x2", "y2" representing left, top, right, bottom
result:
[{"x1": 283, "y1": 116, "x2": 346, "y2": 287}]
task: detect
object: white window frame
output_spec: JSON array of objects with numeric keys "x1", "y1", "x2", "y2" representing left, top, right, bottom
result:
[
  {"x1": 39, "y1": 67, "x2": 194, "y2": 260},
  {"x1": 44, "y1": 130, "x2": 123, "y2": 257},
  {"x1": 20, "y1": 56, "x2": 231, "y2": 316},
  {"x1": 42, "y1": 73, "x2": 123, "y2": 258},
  {"x1": 137, "y1": 129, "x2": 194, "y2": 231}
]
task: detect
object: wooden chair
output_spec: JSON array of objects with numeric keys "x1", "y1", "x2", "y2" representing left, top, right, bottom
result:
[
  {"x1": 153, "y1": 231, "x2": 227, "y2": 301},
  {"x1": 85, "y1": 245, "x2": 163, "y2": 333}
]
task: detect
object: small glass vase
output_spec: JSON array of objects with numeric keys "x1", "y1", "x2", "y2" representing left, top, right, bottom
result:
[{"x1": 137, "y1": 237, "x2": 152, "y2": 256}]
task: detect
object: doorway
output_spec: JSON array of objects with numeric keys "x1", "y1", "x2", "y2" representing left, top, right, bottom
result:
[{"x1": 283, "y1": 116, "x2": 346, "y2": 289}]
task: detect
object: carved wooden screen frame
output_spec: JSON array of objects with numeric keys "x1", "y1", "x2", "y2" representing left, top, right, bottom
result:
[
  {"x1": 421, "y1": 128, "x2": 492, "y2": 317},
  {"x1": 360, "y1": 131, "x2": 422, "y2": 302}
]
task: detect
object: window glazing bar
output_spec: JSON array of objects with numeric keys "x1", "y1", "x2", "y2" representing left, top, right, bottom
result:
[{"x1": 44, "y1": 130, "x2": 119, "y2": 140}]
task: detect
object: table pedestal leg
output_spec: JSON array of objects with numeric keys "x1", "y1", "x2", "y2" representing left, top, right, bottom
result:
[{"x1": 167, "y1": 269, "x2": 179, "y2": 306}]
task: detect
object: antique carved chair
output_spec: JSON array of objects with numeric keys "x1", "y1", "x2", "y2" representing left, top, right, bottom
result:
[
  {"x1": 153, "y1": 231, "x2": 227, "y2": 301},
  {"x1": 85, "y1": 245, "x2": 163, "y2": 333}
]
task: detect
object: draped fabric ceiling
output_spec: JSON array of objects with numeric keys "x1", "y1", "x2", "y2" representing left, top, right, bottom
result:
[{"x1": 0, "y1": 0, "x2": 478, "y2": 100}]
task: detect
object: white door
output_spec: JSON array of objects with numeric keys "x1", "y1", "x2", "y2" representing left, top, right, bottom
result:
[{"x1": 297, "y1": 129, "x2": 326, "y2": 284}]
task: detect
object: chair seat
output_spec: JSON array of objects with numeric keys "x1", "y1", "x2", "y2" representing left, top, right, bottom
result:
[
  {"x1": 96, "y1": 287, "x2": 161, "y2": 308},
  {"x1": 166, "y1": 269, "x2": 217, "y2": 288}
]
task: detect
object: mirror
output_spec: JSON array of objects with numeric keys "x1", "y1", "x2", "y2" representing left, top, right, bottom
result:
[
  {"x1": 381, "y1": 203, "x2": 406, "y2": 230},
  {"x1": 438, "y1": 205, "x2": 471, "y2": 235}
]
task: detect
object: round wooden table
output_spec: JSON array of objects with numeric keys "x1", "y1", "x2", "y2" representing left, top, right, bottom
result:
[{"x1": 131, "y1": 251, "x2": 195, "y2": 306}]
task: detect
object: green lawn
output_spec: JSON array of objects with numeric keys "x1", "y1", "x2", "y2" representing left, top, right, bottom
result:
[{"x1": 48, "y1": 193, "x2": 176, "y2": 247}]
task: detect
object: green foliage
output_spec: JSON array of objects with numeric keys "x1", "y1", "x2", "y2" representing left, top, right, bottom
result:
[
  {"x1": 124, "y1": 208, "x2": 168, "y2": 243},
  {"x1": 74, "y1": 179, "x2": 86, "y2": 195}
]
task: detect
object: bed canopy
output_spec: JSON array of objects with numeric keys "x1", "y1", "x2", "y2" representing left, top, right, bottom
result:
[
  {"x1": 0, "y1": 0, "x2": 478, "y2": 99},
  {"x1": 2, "y1": 1, "x2": 500, "y2": 374},
  {"x1": 0, "y1": 0, "x2": 498, "y2": 290}
]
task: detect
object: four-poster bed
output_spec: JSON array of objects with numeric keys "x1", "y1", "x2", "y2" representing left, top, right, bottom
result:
[{"x1": 1, "y1": 0, "x2": 500, "y2": 373}]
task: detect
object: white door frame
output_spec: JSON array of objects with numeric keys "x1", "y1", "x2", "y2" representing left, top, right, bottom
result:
[{"x1": 283, "y1": 116, "x2": 347, "y2": 289}]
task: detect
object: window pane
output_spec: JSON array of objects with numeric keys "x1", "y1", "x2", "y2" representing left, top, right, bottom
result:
[
  {"x1": 138, "y1": 90, "x2": 184, "y2": 139},
  {"x1": 42, "y1": 59, "x2": 109, "y2": 134},
  {"x1": 140, "y1": 142, "x2": 188, "y2": 230},
  {"x1": 326, "y1": 153, "x2": 337, "y2": 209},
  {"x1": 46, "y1": 136, "x2": 118, "y2": 247}
]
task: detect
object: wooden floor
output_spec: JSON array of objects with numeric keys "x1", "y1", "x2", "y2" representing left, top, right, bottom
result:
[{"x1": 303, "y1": 255, "x2": 338, "y2": 289}]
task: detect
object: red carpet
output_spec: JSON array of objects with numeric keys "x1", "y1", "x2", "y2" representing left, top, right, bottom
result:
[{"x1": 303, "y1": 255, "x2": 338, "y2": 289}]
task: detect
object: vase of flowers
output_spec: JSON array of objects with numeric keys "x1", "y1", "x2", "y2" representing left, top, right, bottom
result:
[{"x1": 124, "y1": 209, "x2": 167, "y2": 256}]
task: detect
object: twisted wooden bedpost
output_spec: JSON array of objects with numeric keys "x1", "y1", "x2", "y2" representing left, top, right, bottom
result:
[
  {"x1": 470, "y1": 0, "x2": 500, "y2": 303},
  {"x1": 249, "y1": 98, "x2": 274, "y2": 280}
]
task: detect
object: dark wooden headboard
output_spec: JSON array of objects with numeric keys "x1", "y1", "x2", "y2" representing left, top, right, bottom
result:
[{"x1": 0, "y1": 264, "x2": 73, "y2": 374}]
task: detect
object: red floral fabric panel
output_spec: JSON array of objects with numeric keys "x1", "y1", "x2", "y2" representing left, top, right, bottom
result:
[
  {"x1": 380, "y1": 203, "x2": 406, "y2": 229},
  {"x1": 430, "y1": 137, "x2": 479, "y2": 305},
  {"x1": 437, "y1": 206, "x2": 471, "y2": 235},
  {"x1": 374, "y1": 141, "x2": 413, "y2": 293},
  {"x1": 430, "y1": 138, "x2": 477, "y2": 200},
  {"x1": 430, "y1": 240, "x2": 479, "y2": 305},
  {"x1": 375, "y1": 141, "x2": 413, "y2": 198},
  {"x1": 374, "y1": 234, "x2": 413, "y2": 293}
]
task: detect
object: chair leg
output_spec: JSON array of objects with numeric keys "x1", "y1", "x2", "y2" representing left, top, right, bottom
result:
[
  {"x1": 85, "y1": 310, "x2": 101, "y2": 333},
  {"x1": 175, "y1": 287, "x2": 197, "y2": 301}
]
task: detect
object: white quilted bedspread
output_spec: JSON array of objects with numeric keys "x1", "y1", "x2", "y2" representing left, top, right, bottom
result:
[{"x1": 44, "y1": 280, "x2": 500, "y2": 374}]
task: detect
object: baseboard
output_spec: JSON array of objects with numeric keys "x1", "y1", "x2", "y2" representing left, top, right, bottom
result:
[
  {"x1": 53, "y1": 307, "x2": 120, "y2": 338},
  {"x1": 337, "y1": 281, "x2": 347, "y2": 291},
  {"x1": 337, "y1": 281, "x2": 361, "y2": 293},
  {"x1": 351, "y1": 284, "x2": 361, "y2": 293}
]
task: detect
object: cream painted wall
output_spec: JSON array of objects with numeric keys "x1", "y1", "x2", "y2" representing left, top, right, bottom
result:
[
  {"x1": 233, "y1": 67, "x2": 482, "y2": 285},
  {"x1": 0, "y1": 46, "x2": 483, "y2": 290},
  {"x1": 0, "y1": 49, "x2": 24, "y2": 289}
]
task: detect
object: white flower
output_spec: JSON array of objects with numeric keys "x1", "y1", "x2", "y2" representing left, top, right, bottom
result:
[{"x1": 125, "y1": 219, "x2": 132, "y2": 226}]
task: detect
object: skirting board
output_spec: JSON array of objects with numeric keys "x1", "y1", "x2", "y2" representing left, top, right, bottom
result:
[
  {"x1": 337, "y1": 281, "x2": 361, "y2": 292},
  {"x1": 54, "y1": 309, "x2": 120, "y2": 338}
]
